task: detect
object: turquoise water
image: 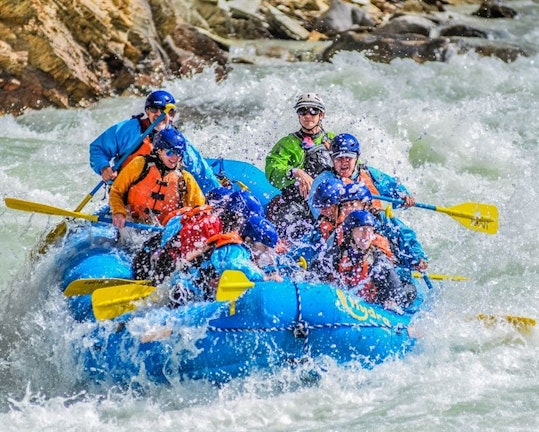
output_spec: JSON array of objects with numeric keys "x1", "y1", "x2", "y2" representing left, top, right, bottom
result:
[{"x1": 0, "y1": 3, "x2": 538, "y2": 430}]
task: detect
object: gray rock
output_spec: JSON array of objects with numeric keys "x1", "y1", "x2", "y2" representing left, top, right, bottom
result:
[
  {"x1": 438, "y1": 24, "x2": 488, "y2": 38},
  {"x1": 452, "y1": 37, "x2": 531, "y2": 62},
  {"x1": 263, "y1": 3, "x2": 310, "y2": 40},
  {"x1": 372, "y1": 15, "x2": 438, "y2": 37},
  {"x1": 321, "y1": 32, "x2": 453, "y2": 63},
  {"x1": 473, "y1": 1, "x2": 519, "y2": 19},
  {"x1": 313, "y1": 0, "x2": 376, "y2": 35}
]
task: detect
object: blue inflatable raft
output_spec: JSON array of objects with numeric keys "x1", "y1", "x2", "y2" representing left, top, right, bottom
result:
[
  {"x1": 55, "y1": 221, "x2": 417, "y2": 384},
  {"x1": 40, "y1": 159, "x2": 425, "y2": 385}
]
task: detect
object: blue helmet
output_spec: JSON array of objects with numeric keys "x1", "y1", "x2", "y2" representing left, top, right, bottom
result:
[
  {"x1": 145, "y1": 90, "x2": 175, "y2": 109},
  {"x1": 206, "y1": 186, "x2": 234, "y2": 208},
  {"x1": 330, "y1": 133, "x2": 361, "y2": 158},
  {"x1": 225, "y1": 190, "x2": 264, "y2": 218},
  {"x1": 342, "y1": 210, "x2": 377, "y2": 233},
  {"x1": 242, "y1": 215, "x2": 279, "y2": 247},
  {"x1": 312, "y1": 178, "x2": 344, "y2": 208},
  {"x1": 153, "y1": 128, "x2": 186, "y2": 155},
  {"x1": 340, "y1": 183, "x2": 372, "y2": 205}
]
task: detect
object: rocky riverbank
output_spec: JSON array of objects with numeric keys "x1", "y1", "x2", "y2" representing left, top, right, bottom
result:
[{"x1": 0, "y1": 0, "x2": 529, "y2": 116}]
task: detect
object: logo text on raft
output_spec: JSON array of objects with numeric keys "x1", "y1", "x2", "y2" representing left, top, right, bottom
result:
[
  {"x1": 471, "y1": 218, "x2": 491, "y2": 230},
  {"x1": 336, "y1": 290, "x2": 391, "y2": 327}
]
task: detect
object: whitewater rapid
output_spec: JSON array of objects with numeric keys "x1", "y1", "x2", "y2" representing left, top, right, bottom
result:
[{"x1": 1, "y1": 3, "x2": 538, "y2": 430}]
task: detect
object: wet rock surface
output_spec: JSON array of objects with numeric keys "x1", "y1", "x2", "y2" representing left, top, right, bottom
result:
[{"x1": 0, "y1": 0, "x2": 528, "y2": 115}]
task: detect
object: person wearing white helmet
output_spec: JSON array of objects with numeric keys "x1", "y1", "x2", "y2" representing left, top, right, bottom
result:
[{"x1": 265, "y1": 92, "x2": 336, "y2": 243}]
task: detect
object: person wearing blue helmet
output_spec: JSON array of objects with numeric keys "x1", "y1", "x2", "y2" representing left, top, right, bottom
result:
[
  {"x1": 319, "y1": 210, "x2": 416, "y2": 311},
  {"x1": 220, "y1": 189, "x2": 264, "y2": 233},
  {"x1": 265, "y1": 93, "x2": 337, "y2": 243},
  {"x1": 281, "y1": 177, "x2": 345, "y2": 269},
  {"x1": 242, "y1": 215, "x2": 289, "y2": 282},
  {"x1": 311, "y1": 177, "x2": 345, "y2": 241},
  {"x1": 309, "y1": 133, "x2": 415, "y2": 218},
  {"x1": 308, "y1": 133, "x2": 428, "y2": 281},
  {"x1": 89, "y1": 89, "x2": 220, "y2": 193},
  {"x1": 321, "y1": 182, "x2": 374, "y2": 248},
  {"x1": 337, "y1": 182, "x2": 372, "y2": 221},
  {"x1": 109, "y1": 128, "x2": 205, "y2": 228}
]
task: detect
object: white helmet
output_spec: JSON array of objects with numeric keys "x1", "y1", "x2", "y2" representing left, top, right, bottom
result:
[{"x1": 293, "y1": 93, "x2": 326, "y2": 113}]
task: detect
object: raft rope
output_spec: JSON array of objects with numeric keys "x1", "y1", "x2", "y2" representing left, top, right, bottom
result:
[{"x1": 207, "y1": 281, "x2": 405, "y2": 357}]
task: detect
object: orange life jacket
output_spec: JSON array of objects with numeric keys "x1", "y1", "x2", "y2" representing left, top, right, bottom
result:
[
  {"x1": 121, "y1": 135, "x2": 153, "y2": 171},
  {"x1": 127, "y1": 161, "x2": 186, "y2": 225},
  {"x1": 161, "y1": 206, "x2": 193, "y2": 227},
  {"x1": 336, "y1": 236, "x2": 393, "y2": 302},
  {"x1": 337, "y1": 252, "x2": 377, "y2": 303},
  {"x1": 371, "y1": 234, "x2": 394, "y2": 261},
  {"x1": 359, "y1": 170, "x2": 383, "y2": 209},
  {"x1": 319, "y1": 218, "x2": 335, "y2": 241}
]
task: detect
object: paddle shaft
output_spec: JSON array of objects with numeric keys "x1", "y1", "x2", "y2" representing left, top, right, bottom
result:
[
  {"x1": 75, "y1": 103, "x2": 176, "y2": 212},
  {"x1": 411, "y1": 272, "x2": 469, "y2": 281}
]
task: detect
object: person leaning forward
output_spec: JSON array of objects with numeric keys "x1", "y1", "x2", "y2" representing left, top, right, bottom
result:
[
  {"x1": 109, "y1": 128, "x2": 205, "y2": 228},
  {"x1": 265, "y1": 93, "x2": 335, "y2": 242},
  {"x1": 89, "y1": 89, "x2": 220, "y2": 193}
]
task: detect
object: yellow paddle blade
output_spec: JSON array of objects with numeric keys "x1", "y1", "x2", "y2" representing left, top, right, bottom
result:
[
  {"x1": 411, "y1": 272, "x2": 469, "y2": 281},
  {"x1": 216, "y1": 270, "x2": 255, "y2": 302},
  {"x1": 439, "y1": 202, "x2": 499, "y2": 235},
  {"x1": 5, "y1": 198, "x2": 99, "y2": 222},
  {"x1": 477, "y1": 314, "x2": 536, "y2": 334},
  {"x1": 64, "y1": 278, "x2": 153, "y2": 296},
  {"x1": 92, "y1": 284, "x2": 156, "y2": 321}
]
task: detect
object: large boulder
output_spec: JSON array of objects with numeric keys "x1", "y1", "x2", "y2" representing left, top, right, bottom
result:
[
  {"x1": 473, "y1": 0, "x2": 519, "y2": 19},
  {"x1": 371, "y1": 14, "x2": 438, "y2": 37},
  {"x1": 0, "y1": 0, "x2": 228, "y2": 116},
  {"x1": 321, "y1": 32, "x2": 453, "y2": 63}
]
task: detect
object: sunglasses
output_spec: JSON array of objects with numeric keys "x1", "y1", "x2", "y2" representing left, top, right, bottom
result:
[
  {"x1": 164, "y1": 148, "x2": 182, "y2": 158},
  {"x1": 297, "y1": 107, "x2": 321, "y2": 116},
  {"x1": 147, "y1": 106, "x2": 176, "y2": 117}
]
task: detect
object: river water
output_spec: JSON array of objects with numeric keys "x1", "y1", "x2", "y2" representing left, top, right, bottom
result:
[{"x1": 1, "y1": 3, "x2": 538, "y2": 431}]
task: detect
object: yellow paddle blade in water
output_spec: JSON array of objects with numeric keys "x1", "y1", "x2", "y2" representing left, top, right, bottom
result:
[{"x1": 477, "y1": 314, "x2": 536, "y2": 334}]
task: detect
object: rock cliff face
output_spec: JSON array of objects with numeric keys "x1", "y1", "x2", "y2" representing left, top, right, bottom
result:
[
  {"x1": 0, "y1": 0, "x2": 228, "y2": 115},
  {"x1": 0, "y1": 0, "x2": 527, "y2": 116}
]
